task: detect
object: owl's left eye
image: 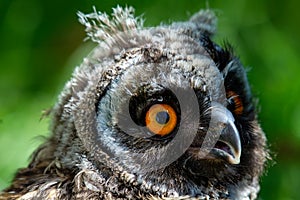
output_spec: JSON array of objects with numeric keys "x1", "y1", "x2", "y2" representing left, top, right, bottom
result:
[
  {"x1": 227, "y1": 90, "x2": 243, "y2": 115},
  {"x1": 145, "y1": 104, "x2": 177, "y2": 136}
]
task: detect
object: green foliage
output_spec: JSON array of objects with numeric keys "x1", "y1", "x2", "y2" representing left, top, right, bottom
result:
[{"x1": 1, "y1": 0, "x2": 299, "y2": 199}]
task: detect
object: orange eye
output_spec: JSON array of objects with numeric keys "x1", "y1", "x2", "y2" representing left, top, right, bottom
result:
[
  {"x1": 227, "y1": 91, "x2": 243, "y2": 115},
  {"x1": 145, "y1": 104, "x2": 177, "y2": 136}
]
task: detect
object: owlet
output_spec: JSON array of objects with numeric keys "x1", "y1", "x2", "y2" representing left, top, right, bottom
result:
[{"x1": 1, "y1": 6, "x2": 269, "y2": 200}]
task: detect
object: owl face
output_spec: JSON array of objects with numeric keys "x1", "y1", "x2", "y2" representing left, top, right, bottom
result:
[{"x1": 53, "y1": 7, "x2": 268, "y2": 198}]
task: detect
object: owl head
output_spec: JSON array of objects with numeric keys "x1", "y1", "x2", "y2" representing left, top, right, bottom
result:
[{"x1": 40, "y1": 6, "x2": 269, "y2": 199}]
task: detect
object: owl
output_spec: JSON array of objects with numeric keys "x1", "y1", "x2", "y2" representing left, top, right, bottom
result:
[{"x1": 0, "y1": 6, "x2": 269, "y2": 200}]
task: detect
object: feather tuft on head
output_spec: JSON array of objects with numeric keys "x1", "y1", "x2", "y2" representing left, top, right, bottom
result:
[{"x1": 77, "y1": 5, "x2": 144, "y2": 44}]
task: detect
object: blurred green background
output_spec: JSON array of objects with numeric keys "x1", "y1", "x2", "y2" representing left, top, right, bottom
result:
[{"x1": 0, "y1": 0, "x2": 299, "y2": 199}]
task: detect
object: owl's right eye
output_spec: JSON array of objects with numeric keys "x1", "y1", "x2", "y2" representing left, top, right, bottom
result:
[
  {"x1": 145, "y1": 104, "x2": 177, "y2": 136},
  {"x1": 128, "y1": 86, "x2": 181, "y2": 139}
]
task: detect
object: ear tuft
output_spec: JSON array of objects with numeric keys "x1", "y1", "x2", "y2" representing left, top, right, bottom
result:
[
  {"x1": 77, "y1": 5, "x2": 144, "y2": 44},
  {"x1": 189, "y1": 9, "x2": 217, "y2": 37}
]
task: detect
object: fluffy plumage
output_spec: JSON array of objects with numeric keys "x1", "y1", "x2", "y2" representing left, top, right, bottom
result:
[{"x1": 0, "y1": 6, "x2": 269, "y2": 200}]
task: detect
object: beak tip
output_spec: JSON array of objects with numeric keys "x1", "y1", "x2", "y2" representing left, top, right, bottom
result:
[
  {"x1": 228, "y1": 154, "x2": 241, "y2": 165},
  {"x1": 227, "y1": 141, "x2": 241, "y2": 165}
]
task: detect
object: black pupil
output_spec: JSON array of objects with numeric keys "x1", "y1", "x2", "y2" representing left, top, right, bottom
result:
[
  {"x1": 156, "y1": 111, "x2": 170, "y2": 124},
  {"x1": 227, "y1": 98, "x2": 235, "y2": 111}
]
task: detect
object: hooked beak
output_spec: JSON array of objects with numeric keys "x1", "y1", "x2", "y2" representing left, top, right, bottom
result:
[{"x1": 201, "y1": 103, "x2": 241, "y2": 164}]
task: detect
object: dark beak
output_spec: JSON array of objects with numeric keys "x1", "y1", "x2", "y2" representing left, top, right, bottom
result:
[{"x1": 204, "y1": 103, "x2": 241, "y2": 164}]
